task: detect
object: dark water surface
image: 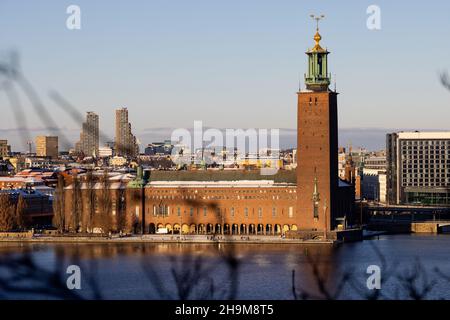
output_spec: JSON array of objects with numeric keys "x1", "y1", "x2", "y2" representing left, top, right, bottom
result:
[{"x1": 1, "y1": 234, "x2": 450, "y2": 300}]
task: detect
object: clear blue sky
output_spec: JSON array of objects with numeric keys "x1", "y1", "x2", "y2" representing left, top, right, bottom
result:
[{"x1": 0, "y1": 0, "x2": 449, "y2": 150}]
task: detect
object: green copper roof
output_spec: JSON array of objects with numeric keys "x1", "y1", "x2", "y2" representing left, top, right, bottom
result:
[
  {"x1": 148, "y1": 170, "x2": 296, "y2": 184},
  {"x1": 304, "y1": 30, "x2": 331, "y2": 91}
]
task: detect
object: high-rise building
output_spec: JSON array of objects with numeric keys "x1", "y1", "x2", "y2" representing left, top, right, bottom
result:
[
  {"x1": 386, "y1": 131, "x2": 450, "y2": 206},
  {"x1": 115, "y1": 107, "x2": 138, "y2": 158},
  {"x1": 296, "y1": 21, "x2": 351, "y2": 232},
  {"x1": 35, "y1": 136, "x2": 58, "y2": 158},
  {"x1": 75, "y1": 112, "x2": 99, "y2": 157},
  {"x1": 0, "y1": 140, "x2": 11, "y2": 158}
]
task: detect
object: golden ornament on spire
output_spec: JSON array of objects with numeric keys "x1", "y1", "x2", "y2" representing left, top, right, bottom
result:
[
  {"x1": 314, "y1": 31, "x2": 322, "y2": 43},
  {"x1": 312, "y1": 31, "x2": 324, "y2": 52}
]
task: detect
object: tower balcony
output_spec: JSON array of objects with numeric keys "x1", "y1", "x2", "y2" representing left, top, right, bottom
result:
[{"x1": 305, "y1": 76, "x2": 330, "y2": 91}]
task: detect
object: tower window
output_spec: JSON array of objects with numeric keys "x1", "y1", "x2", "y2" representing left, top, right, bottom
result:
[{"x1": 318, "y1": 55, "x2": 323, "y2": 74}]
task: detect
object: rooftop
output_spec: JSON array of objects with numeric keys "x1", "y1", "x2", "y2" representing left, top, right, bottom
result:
[
  {"x1": 147, "y1": 170, "x2": 296, "y2": 184},
  {"x1": 147, "y1": 180, "x2": 295, "y2": 188},
  {"x1": 397, "y1": 131, "x2": 450, "y2": 140}
]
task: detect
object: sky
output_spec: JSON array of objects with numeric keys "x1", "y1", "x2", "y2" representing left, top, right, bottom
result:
[{"x1": 0, "y1": 0, "x2": 449, "y2": 151}]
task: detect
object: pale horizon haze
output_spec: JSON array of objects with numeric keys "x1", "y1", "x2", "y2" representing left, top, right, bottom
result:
[{"x1": 0, "y1": 0, "x2": 449, "y2": 151}]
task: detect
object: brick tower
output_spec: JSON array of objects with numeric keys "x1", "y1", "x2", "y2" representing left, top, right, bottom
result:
[{"x1": 297, "y1": 17, "x2": 339, "y2": 232}]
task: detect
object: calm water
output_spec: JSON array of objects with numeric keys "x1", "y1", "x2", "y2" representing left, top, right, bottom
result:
[{"x1": 1, "y1": 234, "x2": 450, "y2": 300}]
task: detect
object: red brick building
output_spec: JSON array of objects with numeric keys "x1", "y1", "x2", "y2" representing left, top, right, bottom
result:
[
  {"x1": 61, "y1": 26, "x2": 355, "y2": 237},
  {"x1": 126, "y1": 171, "x2": 298, "y2": 235}
]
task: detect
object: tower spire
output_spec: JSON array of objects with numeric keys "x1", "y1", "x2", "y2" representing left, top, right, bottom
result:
[
  {"x1": 310, "y1": 14, "x2": 325, "y2": 31},
  {"x1": 297, "y1": 14, "x2": 340, "y2": 233},
  {"x1": 305, "y1": 14, "x2": 331, "y2": 92},
  {"x1": 309, "y1": 14, "x2": 325, "y2": 52},
  {"x1": 312, "y1": 174, "x2": 320, "y2": 219},
  {"x1": 298, "y1": 73, "x2": 302, "y2": 91}
]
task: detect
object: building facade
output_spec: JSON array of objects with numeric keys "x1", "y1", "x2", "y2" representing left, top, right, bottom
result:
[
  {"x1": 35, "y1": 136, "x2": 58, "y2": 158},
  {"x1": 338, "y1": 147, "x2": 347, "y2": 179},
  {"x1": 0, "y1": 140, "x2": 11, "y2": 157},
  {"x1": 361, "y1": 155, "x2": 387, "y2": 201},
  {"x1": 115, "y1": 107, "x2": 139, "y2": 158},
  {"x1": 0, "y1": 188, "x2": 53, "y2": 227},
  {"x1": 387, "y1": 132, "x2": 450, "y2": 206},
  {"x1": 0, "y1": 158, "x2": 14, "y2": 176},
  {"x1": 145, "y1": 141, "x2": 173, "y2": 156},
  {"x1": 98, "y1": 146, "x2": 113, "y2": 158},
  {"x1": 138, "y1": 179, "x2": 298, "y2": 235},
  {"x1": 75, "y1": 112, "x2": 99, "y2": 157}
]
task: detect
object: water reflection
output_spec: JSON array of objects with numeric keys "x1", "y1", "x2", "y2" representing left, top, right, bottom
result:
[{"x1": 0, "y1": 235, "x2": 450, "y2": 300}]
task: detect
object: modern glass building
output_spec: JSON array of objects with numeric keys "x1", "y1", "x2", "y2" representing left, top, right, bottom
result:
[{"x1": 386, "y1": 132, "x2": 450, "y2": 206}]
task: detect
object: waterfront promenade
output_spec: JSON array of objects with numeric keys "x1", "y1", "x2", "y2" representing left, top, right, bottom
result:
[{"x1": 0, "y1": 233, "x2": 335, "y2": 244}]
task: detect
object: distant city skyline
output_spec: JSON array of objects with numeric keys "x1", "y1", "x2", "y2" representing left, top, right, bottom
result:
[
  {"x1": 0, "y1": 1, "x2": 449, "y2": 152},
  {"x1": 3, "y1": 124, "x2": 450, "y2": 154}
]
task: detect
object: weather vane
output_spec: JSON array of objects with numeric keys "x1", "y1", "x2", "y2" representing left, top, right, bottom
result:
[{"x1": 310, "y1": 14, "x2": 325, "y2": 31}]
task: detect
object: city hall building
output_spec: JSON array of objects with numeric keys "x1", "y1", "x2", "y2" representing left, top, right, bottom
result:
[
  {"x1": 138, "y1": 172, "x2": 298, "y2": 235},
  {"x1": 123, "y1": 26, "x2": 355, "y2": 237},
  {"x1": 124, "y1": 169, "x2": 354, "y2": 237},
  {"x1": 63, "y1": 26, "x2": 356, "y2": 238}
]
